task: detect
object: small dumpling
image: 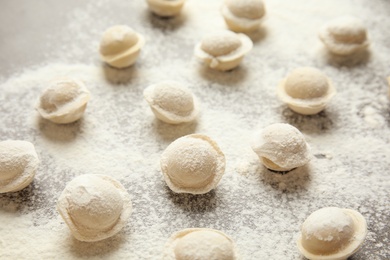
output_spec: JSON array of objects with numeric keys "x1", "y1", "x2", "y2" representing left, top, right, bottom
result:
[
  {"x1": 194, "y1": 30, "x2": 253, "y2": 71},
  {"x1": 0, "y1": 140, "x2": 39, "y2": 193},
  {"x1": 36, "y1": 77, "x2": 90, "y2": 124},
  {"x1": 221, "y1": 0, "x2": 266, "y2": 32},
  {"x1": 297, "y1": 207, "x2": 367, "y2": 260},
  {"x1": 251, "y1": 123, "x2": 311, "y2": 172},
  {"x1": 57, "y1": 174, "x2": 132, "y2": 242},
  {"x1": 146, "y1": 0, "x2": 186, "y2": 17},
  {"x1": 319, "y1": 16, "x2": 369, "y2": 56},
  {"x1": 163, "y1": 228, "x2": 239, "y2": 260},
  {"x1": 277, "y1": 67, "x2": 336, "y2": 115},
  {"x1": 100, "y1": 25, "x2": 145, "y2": 68},
  {"x1": 143, "y1": 81, "x2": 199, "y2": 124},
  {"x1": 161, "y1": 134, "x2": 225, "y2": 194}
]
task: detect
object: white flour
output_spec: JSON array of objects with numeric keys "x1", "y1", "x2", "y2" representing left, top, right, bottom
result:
[{"x1": 0, "y1": 0, "x2": 389, "y2": 259}]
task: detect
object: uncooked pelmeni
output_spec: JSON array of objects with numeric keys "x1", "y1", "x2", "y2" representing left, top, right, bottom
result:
[
  {"x1": 319, "y1": 16, "x2": 369, "y2": 56},
  {"x1": 297, "y1": 207, "x2": 367, "y2": 260},
  {"x1": 143, "y1": 81, "x2": 199, "y2": 124},
  {"x1": 277, "y1": 67, "x2": 336, "y2": 115},
  {"x1": 57, "y1": 174, "x2": 132, "y2": 242},
  {"x1": 160, "y1": 134, "x2": 225, "y2": 194},
  {"x1": 194, "y1": 30, "x2": 253, "y2": 71},
  {"x1": 163, "y1": 228, "x2": 239, "y2": 260},
  {"x1": 221, "y1": 0, "x2": 266, "y2": 32},
  {"x1": 251, "y1": 123, "x2": 311, "y2": 172},
  {"x1": 100, "y1": 25, "x2": 145, "y2": 69},
  {"x1": 36, "y1": 77, "x2": 91, "y2": 124},
  {"x1": 146, "y1": 0, "x2": 186, "y2": 17},
  {"x1": 0, "y1": 140, "x2": 39, "y2": 193}
]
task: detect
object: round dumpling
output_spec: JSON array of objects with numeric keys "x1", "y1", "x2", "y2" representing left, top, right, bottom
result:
[
  {"x1": 251, "y1": 123, "x2": 311, "y2": 172},
  {"x1": 297, "y1": 207, "x2": 368, "y2": 260},
  {"x1": 163, "y1": 228, "x2": 239, "y2": 260},
  {"x1": 36, "y1": 78, "x2": 90, "y2": 124},
  {"x1": 143, "y1": 81, "x2": 199, "y2": 124},
  {"x1": 195, "y1": 30, "x2": 253, "y2": 71},
  {"x1": 99, "y1": 25, "x2": 145, "y2": 68},
  {"x1": 161, "y1": 134, "x2": 225, "y2": 194},
  {"x1": 0, "y1": 140, "x2": 39, "y2": 193},
  {"x1": 319, "y1": 16, "x2": 369, "y2": 56},
  {"x1": 277, "y1": 67, "x2": 336, "y2": 115},
  {"x1": 57, "y1": 174, "x2": 132, "y2": 242}
]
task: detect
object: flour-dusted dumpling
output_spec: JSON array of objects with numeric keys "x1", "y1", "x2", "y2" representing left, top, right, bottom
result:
[
  {"x1": 146, "y1": 0, "x2": 186, "y2": 17},
  {"x1": 277, "y1": 67, "x2": 336, "y2": 115},
  {"x1": 161, "y1": 134, "x2": 225, "y2": 194},
  {"x1": 143, "y1": 81, "x2": 199, "y2": 124},
  {"x1": 163, "y1": 228, "x2": 239, "y2": 260},
  {"x1": 36, "y1": 77, "x2": 91, "y2": 124},
  {"x1": 100, "y1": 25, "x2": 145, "y2": 69},
  {"x1": 387, "y1": 77, "x2": 390, "y2": 98},
  {"x1": 0, "y1": 140, "x2": 39, "y2": 193},
  {"x1": 319, "y1": 16, "x2": 369, "y2": 56},
  {"x1": 297, "y1": 207, "x2": 367, "y2": 260},
  {"x1": 57, "y1": 174, "x2": 132, "y2": 242},
  {"x1": 221, "y1": 0, "x2": 266, "y2": 32},
  {"x1": 251, "y1": 123, "x2": 311, "y2": 172},
  {"x1": 194, "y1": 30, "x2": 253, "y2": 71}
]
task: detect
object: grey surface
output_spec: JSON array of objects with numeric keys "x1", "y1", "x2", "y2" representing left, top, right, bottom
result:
[{"x1": 0, "y1": 0, "x2": 389, "y2": 259}]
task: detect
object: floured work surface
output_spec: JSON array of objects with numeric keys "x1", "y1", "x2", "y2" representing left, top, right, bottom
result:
[{"x1": 0, "y1": 0, "x2": 389, "y2": 259}]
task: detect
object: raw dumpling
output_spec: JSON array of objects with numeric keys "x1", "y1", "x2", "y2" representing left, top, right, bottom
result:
[
  {"x1": 161, "y1": 134, "x2": 225, "y2": 194},
  {"x1": 319, "y1": 16, "x2": 369, "y2": 56},
  {"x1": 221, "y1": 0, "x2": 266, "y2": 32},
  {"x1": 277, "y1": 67, "x2": 336, "y2": 115},
  {"x1": 36, "y1": 77, "x2": 90, "y2": 124},
  {"x1": 57, "y1": 174, "x2": 132, "y2": 242},
  {"x1": 297, "y1": 207, "x2": 367, "y2": 260},
  {"x1": 163, "y1": 228, "x2": 239, "y2": 260},
  {"x1": 143, "y1": 81, "x2": 199, "y2": 124},
  {"x1": 194, "y1": 30, "x2": 253, "y2": 71},
  {"x1": 100, "y1": 25, "x2": 145, "y2": 69},
  {"x1": 0, "y1": 140, "x2": 39, "y2": 193},
  {"x1": 146, "y1": 0, "x2": 186, "y2": 17},
  {"x1": 251, "y1": 123, "x2": 311, "y2": 172}
]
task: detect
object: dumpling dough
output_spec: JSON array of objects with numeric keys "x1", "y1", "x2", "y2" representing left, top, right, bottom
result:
[
  {"x1": 146, "y1": 0, "x2": 186, "y2": 17},
  {"x1": 36, "y1": 77, "x2": 90, "y2": 124},
  {"x1": 319, "y1": 16, "x2": 369, "y2": 56},
  {"x1": 57, "y1": 174, "x2": 132, "y2": 242},
  {"x1": 277, "y1": 67, "x2": 336, "y2": 115},
  {"x1": 297, "y1": 207, "x2": 367, "y2": 260},
  {"x1": 194, "y1": 30, "x2": 253, "y2": 71},
  {"x1": 143, "y1": 81, "x2": 199, "y2": 124},
  {"x1": 221, "y1": 0, "x2": 266, "y2": 32},
  {"x1": 0, "y1": 140, "x2": 39, "y2": 193},
  {"x1": 161, "y1": 134, "x2": 225, "y2": 194},
  {"x1": 163, "y1": 228, "x2": 239, "y2": 260},
  {"x1": 100, "y1": 25, "x2": 145, "y2": 68},
  {"x1": 251, "y1": 123, "x2": 311, "y2": 172}
]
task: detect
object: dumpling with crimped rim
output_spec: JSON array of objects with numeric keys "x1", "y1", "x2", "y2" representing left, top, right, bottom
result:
[
  {"x1": 297, "y1": 207, "x2": 367, "y2": 260},
  {"x1": 146, "y1": 0, "x2": 186, "y2": 17},
  {"x1": 251, "y1": 123, "x2": 311, "y2": 172},
  {"x1": 160, "y1": 134, "x2": 225, "y2": 194},
  {"x1": 319, "y1": 16, "x2": 369, "y2": 56},
  {"x1": 57, "y1": 174, "x2": 132, "y2": 242},
  {"x1": 100, "y1": 25, "x2": 145, "y2": 69},
  {"x1": 221, "y1": 0, "x2": 266, "y2": 32},
  {"x1": 36, "y1": 77, "x2": 91, "y2": 124},
  {"x1": 194, "y1": 30, "x2": 253, "y2": 71},
  {"x1": 143, "y1": 81, "x2": 199, "y2": 124},
  {"x1": 277, "y1": 67, "x2": 336, "y2": 115},
  {"x1": 0, "y1": 140, "x2": 39, "y2": 193},
  {"x1": 163, "y1": 228, "x2": 239, "y2": 260}
]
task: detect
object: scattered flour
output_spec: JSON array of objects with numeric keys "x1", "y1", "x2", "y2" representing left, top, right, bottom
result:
[{"x1": 0, "y1": 0, "x2": 389, "y2": 259}]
